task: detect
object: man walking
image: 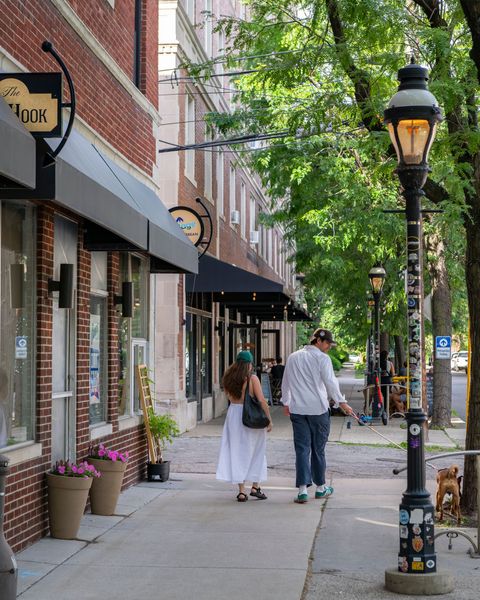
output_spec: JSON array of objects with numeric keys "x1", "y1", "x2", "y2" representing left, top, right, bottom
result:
[{"x1": 282, "y1": 328, "x2": 353, "y2": 503}]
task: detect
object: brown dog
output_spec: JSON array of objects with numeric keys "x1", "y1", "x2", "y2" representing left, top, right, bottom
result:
[{"x1": 435, "y1": 465, "x2": 462, "y2": 525}]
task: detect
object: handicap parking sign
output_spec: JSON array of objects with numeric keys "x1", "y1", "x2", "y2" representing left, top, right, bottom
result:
[{"x1": 435, "y1": 336, "x2": 451, "y2": 359}]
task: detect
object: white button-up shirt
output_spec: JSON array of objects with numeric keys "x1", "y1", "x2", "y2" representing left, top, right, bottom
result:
[{"x1": 281, "y1": 345, "x2": 345, "y2": 415}]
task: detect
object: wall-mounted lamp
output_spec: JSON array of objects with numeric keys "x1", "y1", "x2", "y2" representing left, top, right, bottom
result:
[
  {"x1": 114, "y1": 281, "x2": 134, "y2": 318},
  {"x1": 48, "y1": 263, "x2": 74, "y2": 309},
  {"x1": 10, "y1": 263, "x2": 25, "y2": 309}
]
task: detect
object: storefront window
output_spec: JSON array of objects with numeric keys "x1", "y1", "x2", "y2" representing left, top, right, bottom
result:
[
  {"x1": 201, "y1": 317, "x2": 212, "y2": 395},
  {"x1": 90, "y1": 253, "x2": 108, "y2": 426},
  {"x1": 185, "y1": 312, "x2": 197, "y2": 400},
  {"x1": 118, "y1": 253, "x2": 149, "y2": 416},
  {"x1": 0, "y1": 201, "x2": 36, "y2": 450}
]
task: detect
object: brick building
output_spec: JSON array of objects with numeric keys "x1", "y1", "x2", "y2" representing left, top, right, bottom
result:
[
  {"x1": 0, "y1": 0, "x2": 197, "y2": 552},
  {"x1": 155, "y1": 0, "x2": 310, "y2": 429}
]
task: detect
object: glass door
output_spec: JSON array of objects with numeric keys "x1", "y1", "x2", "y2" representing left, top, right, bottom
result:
[{"x1": 51, "y1": 216, "x2": 77, "y2": 463}]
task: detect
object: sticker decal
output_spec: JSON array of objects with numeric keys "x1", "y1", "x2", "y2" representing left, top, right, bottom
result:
[
  {"x1": 412, "y1": 524, "x2": 421, "y2": 535},
  {"x1": 400, "y1": 509, "x2": 410, "y2": 525},
  {"x1": 412, "y1": 536, "x2": 424, "y2": 552},
  {"x1": 399, "y1": 556, "x2": 408, "y2": 573},
  {"x1": 426, "y1": 559, "x2": 435, "y2": 569},
  {"x1": 412, "y1": 561, "x2": 424, "y2": 571},
  {"x1": 410, "y1": 424, "x2": 421, "y2": 436},
  {"x1": 400, "y1": 525, "x2": 408, "y2": 538},
  {"x1": 424, "y1": 512, "x2": 433, "y2": 524},
  {"x1": 410, "y1": 509, "x2": 424, "y2": 524}
]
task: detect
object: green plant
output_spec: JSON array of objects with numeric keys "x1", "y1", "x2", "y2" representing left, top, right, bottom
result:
[
  {"x1": 329, "y1": 354, "x2": 342, "y2": 372},
  {"x1": 147, "y1": 408, "x2": 179, "y2": 463}
]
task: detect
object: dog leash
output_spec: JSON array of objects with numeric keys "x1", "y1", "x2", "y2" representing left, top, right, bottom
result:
[
  {"x1": 350, "y1": 412, "x2": 406, "y2": 451},
  {"x1": 349, "y1": 412, "x2": 437, "y2": 471}
]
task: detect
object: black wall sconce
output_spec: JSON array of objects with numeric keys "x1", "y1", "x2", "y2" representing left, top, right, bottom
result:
[
  {"x1": 215, "y1": 321, "x2": 225, "y2": 337},
  {"x1": 10, "y1": 263, "x2": 25, "y2": 309},
  {"x1": 48, "y1": 263, "x2": 74, "y2": 309},
  {"x1": 114, "y1": 281, "x2": 134, "y2": 318}
]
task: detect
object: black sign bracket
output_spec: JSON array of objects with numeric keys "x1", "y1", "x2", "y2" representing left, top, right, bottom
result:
[
  {"x1": 195, "y1": 196, "x2": 213, "y2": 258},
  {"x1": 41, "y1": 41, "x2": 76, "y2": 166}
]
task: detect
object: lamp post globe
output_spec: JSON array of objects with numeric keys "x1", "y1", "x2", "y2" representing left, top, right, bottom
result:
[{"x1": 383, "y1": 63, "x2": 452, "y2": 593}]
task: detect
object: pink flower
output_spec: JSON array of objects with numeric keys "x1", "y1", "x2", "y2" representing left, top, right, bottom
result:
[
  {"x1": 57, "y1": 465, "x2": 66, "y2": 475},
  {"x1": 98, "y1": 448, "x2": 106, "y2": 457},
  {"x1": 71, "y1": 465, "x2": 78, "y2": 473}
]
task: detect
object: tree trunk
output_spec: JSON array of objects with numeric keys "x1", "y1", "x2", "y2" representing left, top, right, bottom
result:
[
  {"x1": 462, "y1": 210, "x2": 480, "y2": 513},
  {"x1": 425, "y1": 231, "x2": 452, "y2": 428},
  {"x1": 394, "y1": 335, "x2": 406, "y2": 374}
]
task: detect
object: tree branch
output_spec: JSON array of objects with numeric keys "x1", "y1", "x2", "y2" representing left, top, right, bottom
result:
[
  {"x1": 459, "y1": 0, "x2": 480, "y2": 85},
  {"x1": 325, "y1": 0, "x2": 382, "y2": 132}
]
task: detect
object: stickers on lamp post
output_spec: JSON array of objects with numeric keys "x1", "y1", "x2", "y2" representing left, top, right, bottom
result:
[{"x1": 409, "y1": 424, "x2": 421, "y2": 436}]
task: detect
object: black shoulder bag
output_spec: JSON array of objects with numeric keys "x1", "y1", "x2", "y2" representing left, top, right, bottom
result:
[{"x1": 242, "y1": 377, "x2": 270, "y2": 429}]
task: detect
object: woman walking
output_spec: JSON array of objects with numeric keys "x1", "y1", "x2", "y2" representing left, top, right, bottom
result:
[{"x1": 216, "y1": 351, "x2": 272, "y2": 502}]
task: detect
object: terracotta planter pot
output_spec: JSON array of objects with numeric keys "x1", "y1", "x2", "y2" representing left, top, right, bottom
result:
[
  {"x1": 88, "y1": 458, "x2": 127, "y2": 516},
  {"x1": 46, "y1": 473, "x2": 92, "y2": 539}
]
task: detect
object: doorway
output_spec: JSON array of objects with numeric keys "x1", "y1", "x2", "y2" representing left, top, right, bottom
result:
[{"x1": 229, "y1": 324, "x2": 261, "y2": 366}]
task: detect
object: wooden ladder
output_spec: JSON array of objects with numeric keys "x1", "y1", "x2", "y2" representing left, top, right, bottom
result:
[{"x1": 136, "y1": 364, "x2": 157, "y2": 463}]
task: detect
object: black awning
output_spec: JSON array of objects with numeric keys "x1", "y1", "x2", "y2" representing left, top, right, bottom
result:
[
  {"x1": 0, "y1": 129, "x2": 198, "y2": 274},
  {"x1": 186, "y1": 254, "x2": 284, "y2": 295},
  {"x1": 186, "y1": 255, "x2": 312, "y2": 321},
  {"x1": 0, "y1": 96, "x2": 36, "y2": 189}
]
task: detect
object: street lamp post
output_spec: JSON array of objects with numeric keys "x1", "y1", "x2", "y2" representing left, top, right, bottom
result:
[
  {"x1": 384, "y1": 62, "x2": 452, "y2": 593},
  {"x1": 368, "y1": 266, "x2": 386, "y2": 419},
  {"x1": 366, "y1": 295, "x2": 375, "y2": 378}
]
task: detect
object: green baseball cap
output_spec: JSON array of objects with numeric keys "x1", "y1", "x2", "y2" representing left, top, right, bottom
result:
[{"x1": 236, "y1": 350, "x2": 254, "y2": 363}]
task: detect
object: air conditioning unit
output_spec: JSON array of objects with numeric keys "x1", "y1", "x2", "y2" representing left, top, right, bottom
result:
[
  {"x1": 230, "y1": 210, "x2": 240, "y2": 225},
  {"x1": 249, "y1": 230, "x2": 259, "y2": 244}
]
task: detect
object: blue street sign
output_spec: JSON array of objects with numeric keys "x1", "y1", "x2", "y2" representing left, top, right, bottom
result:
[{"x1": 435, "y1": 336, "x2": 451, "y2": 359}]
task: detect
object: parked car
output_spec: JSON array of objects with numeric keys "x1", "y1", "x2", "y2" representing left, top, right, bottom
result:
[{"x1": 451, "y1": 351, "x2": 468, "y2": 372}]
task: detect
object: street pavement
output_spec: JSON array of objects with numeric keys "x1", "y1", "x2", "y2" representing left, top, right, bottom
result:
[{"x1": 15, "y1": 367, "x2": 479, "y2": 599}]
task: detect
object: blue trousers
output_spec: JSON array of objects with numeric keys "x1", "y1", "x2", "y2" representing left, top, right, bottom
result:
[{"x1": 290, "y1": 412, "x2": 330, "y2": 488}]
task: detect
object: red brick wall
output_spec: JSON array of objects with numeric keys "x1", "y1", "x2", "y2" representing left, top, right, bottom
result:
[
  {"x1": 0, "y1": 0, "x2": 158, "y2": 173},
  {"x1": 76, "y1": 230, "x2": 91, "y2": 457}
]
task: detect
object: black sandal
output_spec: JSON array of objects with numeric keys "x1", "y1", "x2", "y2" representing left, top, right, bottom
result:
[
  {"x1": 236, "y1": 492, "x2": 248, "y2": 502},
  {"x1": 250, "y1": 486, "x2": 267, "y2": 500}
]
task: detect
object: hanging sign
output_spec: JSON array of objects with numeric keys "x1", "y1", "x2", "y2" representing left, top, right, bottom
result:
[
  {"x1": 0, "y1": 72, "x2": 62, "y2": 136},
  {"x1": 169, "y1": 206, "x2": 205, "y2": 247}
]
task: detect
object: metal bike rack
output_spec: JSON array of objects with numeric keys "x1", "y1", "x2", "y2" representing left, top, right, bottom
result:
[{"x1": 392, "y1": 450, "x2": 480, "y2": 558}]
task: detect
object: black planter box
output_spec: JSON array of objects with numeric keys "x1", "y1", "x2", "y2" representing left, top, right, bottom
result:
[{"x1": 147, "y1": 461, "x2": 170, "y2": 482}]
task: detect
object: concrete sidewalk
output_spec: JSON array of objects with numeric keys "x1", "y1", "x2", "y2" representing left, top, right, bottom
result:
[{"x1": 15, "y1": 367, "x2": 472, "y2": 599}]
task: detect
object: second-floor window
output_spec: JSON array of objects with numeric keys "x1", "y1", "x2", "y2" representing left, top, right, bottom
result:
[
  {"x1": 229, "y1": 166, "x2": 236, "y2": 221},
  {"x1": 216, "y1": 151, "x2": 224, "y2": 216},
  {"x1": 240, "y1": 182, "x2": 246, "y2": 238},
  {"x1": 185, "y1": 92, "x2": 195, "y2": 181},
  {"x1": 185, "y1": 0, "x2": 195, "y2": 23}
]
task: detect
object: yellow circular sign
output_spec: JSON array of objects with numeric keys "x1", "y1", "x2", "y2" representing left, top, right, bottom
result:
[{"x1": 169, "y1": 207, "x2": 204, "y2": 247}]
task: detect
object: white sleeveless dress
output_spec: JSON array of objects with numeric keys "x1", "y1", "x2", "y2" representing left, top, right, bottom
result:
[{"x1": 216, "y1": 397, "x2": 267, "y2": 485}]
